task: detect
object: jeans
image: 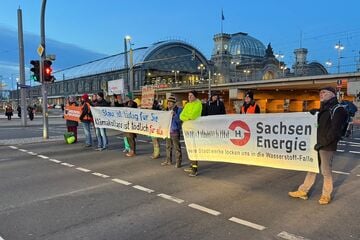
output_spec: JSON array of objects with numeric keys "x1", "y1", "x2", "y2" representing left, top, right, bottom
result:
[
  {"x1": 96, "y1": 127, "x2": 108, "y2": 149},
  {"x1": 82, "y1": 121, "x2": 93, "y2": 146}
]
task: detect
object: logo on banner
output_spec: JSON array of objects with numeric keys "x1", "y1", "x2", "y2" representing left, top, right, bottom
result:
[{"x1": 228, "y1": 120, "x2": 251, "y2": 146}]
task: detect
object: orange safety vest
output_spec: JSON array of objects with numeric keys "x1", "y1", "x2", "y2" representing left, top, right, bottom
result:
[
  {"x1": 81, "y1": 102, "x2": 93, "y2": 121},
  {"x1": 241, "y1": 103, "x2": 258, "y2": 114}
]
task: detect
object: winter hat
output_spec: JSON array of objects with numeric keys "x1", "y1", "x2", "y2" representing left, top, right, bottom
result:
[
  {"x1": 167, "y1": 95, "x2": 177, "y2": 103},
  {"x1": 189, "y1": 90, "x2": 198, "y2": 98},
  {"x1": 245, "y1": 91, "x2": 254, "y2": 99},
  {"x1": 97, "y1": 92, "x2": 104, "y2": 99},
  {"x1": 69, "y1": 96, "x2": 76, "y2": 103},
  {"x1": 320, "y1": 86, "x2": 336, "y2": 95},
  {"x1": 82, "y1": 94, "x2": 89, "y2": 100}
]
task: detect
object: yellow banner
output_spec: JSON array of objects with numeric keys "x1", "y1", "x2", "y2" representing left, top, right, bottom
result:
[{"x1": 182, "y1": 112, "x2": 319, "y2": 173}]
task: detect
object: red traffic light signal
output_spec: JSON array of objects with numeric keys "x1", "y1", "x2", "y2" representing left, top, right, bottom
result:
[{"x1": 43, "y1": 60, "x2": 55, "y2": 82}]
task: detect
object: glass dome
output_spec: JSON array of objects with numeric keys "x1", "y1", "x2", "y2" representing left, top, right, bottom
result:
[{"x1": 229, "y1": 32, "x2": 266, "y2": 57}]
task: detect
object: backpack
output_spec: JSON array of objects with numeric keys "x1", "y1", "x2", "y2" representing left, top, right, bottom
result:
[
  {"x1": 341, "y1": 100, "x2": 358, "y2": 117},
  {"x1": 329, "y1": 102, "x2": 355, "y2": 138}
]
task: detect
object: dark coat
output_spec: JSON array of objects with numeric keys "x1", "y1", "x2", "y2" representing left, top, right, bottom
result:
[
  {"x1": 317, "y1": 97, "x2": 347, "y2": 151},
  {"x1": 202, "y1": 100, "x2": 226, "y2": 116}
]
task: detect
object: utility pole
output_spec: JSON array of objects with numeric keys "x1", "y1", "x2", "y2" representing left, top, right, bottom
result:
[
  {"x1": 17, "y1": 8, "x2": 27, "y2": 127},
  {"x1": 40, "y1": 0, "x2": 49, "y2": 139},
  {"x1": 208, "y1": 70, "x2": 212, "y2": 100}
]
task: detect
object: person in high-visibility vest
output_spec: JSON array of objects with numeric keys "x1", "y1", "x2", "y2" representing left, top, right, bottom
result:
[
  {"x1": 180, "y1": 90, "x2": 202, "y2": 177},
  {"x1": 240, "y1": 91, "x2": 260, "y2": 114}
]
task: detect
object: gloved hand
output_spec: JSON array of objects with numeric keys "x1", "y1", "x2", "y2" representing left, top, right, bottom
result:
[
  {"x1": 314, "y1": 143, "x2": 323, "y2": 151},
  {"x1": 309, "y1": 109, "x2": 318, "y2": 115}
]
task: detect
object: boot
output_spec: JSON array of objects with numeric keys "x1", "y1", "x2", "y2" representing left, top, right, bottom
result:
[
  {"x1": 126, "y1": 150, "x2": 135, "y2": 157},
  {"x1": 319, "y1": 195, "x2": 331, "y2": 205},
  {"x1": 288, "y1": 190, "x2": 308, "y2": 200},
  {"x1": 151, "y1": 146, "x2": 160, "y2": 159}
]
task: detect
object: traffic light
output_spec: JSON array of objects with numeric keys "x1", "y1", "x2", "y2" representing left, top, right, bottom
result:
[
  {"x1": 30, "y1": 60, "x2": 40, "y2": 82},
  {"x1": 43, "y1": 60, "x2": 55, "y2": 82}
]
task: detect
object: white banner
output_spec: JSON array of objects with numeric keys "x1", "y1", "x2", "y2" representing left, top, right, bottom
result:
[
  {"x1": 91, "y1": 107, "x2": 172, "y2": 138},
  {"x1": 108, "y1": 79, "x2": 124, "y2": 95},
  {"x1": 182, "y1": 112, "x2": 319, "y2": 173}
]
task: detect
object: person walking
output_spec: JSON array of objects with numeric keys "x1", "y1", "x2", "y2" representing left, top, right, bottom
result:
[
  {"x1": 94, "y1": 92, "x2": 110, "y2": 151},
  {"x1": 161, "y1": 95, "x2": 183, "y2": 167},
  {"x1": 180, "y1": 90, "x2": 202, "y2": 176},
  {"x1": 124, "y1": 92, "x2": 138, "y2": 157},
  {"x1": 288, "y1": 86, "x2": 347, "y2": 205},
  {"x1": 65, "y1": 96, "x2": 79, "y2": 142},
  {"x1": 240, "y1": 91, "x2": 260, "y2": 114},
  {"x1": 79, "y1": 94, "x2": 93, "y2": 147},
  {"x1": 5, "y1": 104, "x2": 13, "y2": 120}
]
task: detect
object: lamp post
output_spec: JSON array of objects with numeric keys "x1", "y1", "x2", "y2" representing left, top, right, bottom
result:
[
  {"x1": 280, "y1": 65, "x2": 286, "y2": 77},
  {"x1": 197, "y1": 64, "x2": 205, "y2": 82},
  {"x1": 325, "y1": 60, "x2": 332, "y2": 73},
  {"x1": 231, "y1": 61, "x2": 240, "y2": 81},
  {"x1": 275, "y1": 52, "x2": 284, "y2": 77},
  {"x1": 124, "y1": 35, "x2": 133, "y2": 93},
  {"x1": 243, "y1": 69, "x2": 250, "y2": 80},
  {"x1": 172, "y1": 70, "x2": 179, "y2": 86},
  {"x1": 335, "y1": 41, "x2": 344, "y2": 74}
]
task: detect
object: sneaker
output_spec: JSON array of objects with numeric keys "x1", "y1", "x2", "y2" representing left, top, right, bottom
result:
[
  {"x1": 161, "y1": 161, "x2": 170, "y2": 166},
  {"x1": 126, "y1": 151, "x2": 135, "y2": 157},
  {"x1": 84, "y1": 144, "x2": 92, "y2": 148},
  {"x1": 175, "y1": 163, "x2": 182, "y2": 168},
  {"x1": 151, "y1": 155, "x2": 160, "y2": 159},
  {"x1": 288, "y1": 190, "x2": 308, "y2": 200},
  {"x1": 95, "y1": 147, "x2": 102, "y2": 151},
  {"x1": 318, "y1": 195, "x2": 331, "y2": 205},
  {"x1": 188, "y1": 171, "x2": 197, "y2": 177},
  {"x1": 184, "y1": 167, "x2": 193, "y2": 173}
]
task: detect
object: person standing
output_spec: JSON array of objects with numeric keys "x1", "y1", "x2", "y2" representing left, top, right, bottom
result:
[
  {"x1": 95, "y1": 92, "x2": 110, "y2": 151},
  {"x1": 161, "y1": 95, "x2": 183, "y2": 167},
  {"x1": 79, "y1": 94, "x2": 93, "y2": 147},
  {"x1": 180, "y1": 90, "x2": 203, "y2": 176},
  {"x1": 124, "y1": 92, "x2": 138, "y2": 157},
  {"x1": 5, "y1": 104, "x2": 13, "y2": 120},
  {"x1": 65, "y1": 96, "x2": 79, "y2": 142},
  {"x1": 151, "y1": 99, "x2": 162, "y2": 159},
  {"x1": 288, "y1": 86, "x2": 347, "y2": 205},
  {"x1": 240, "y1": 91, "x2": 260, "y2": 114},
  {"x1": 202, "y1": 93, "x2": 226, "y2": 116}
]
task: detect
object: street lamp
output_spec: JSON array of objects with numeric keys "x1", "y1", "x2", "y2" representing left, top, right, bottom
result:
[
  {"x1": 335, "y1": 41, "x2": 344, "y2": 73},
  {"x1": 325, "y1": 60, "x2": 332, "y2": 73},
  {"x1": 231, "y1": 61, "x2": 240, "y2": 81},
  {"x1": 243, "y1": 69, "x2": 251, "y2": 80},
  {"x1": 197, "y1": 64, "x2": 205, "y2": 81},
  {"x1": 124, "y1": 35, "x2": 133, "y2": 92},
  {"x1": 280, "y1": 65, "x2": 286, "y2": 77},
  {"x1": 172, "y1": 70, "x2": 179, "y2": 85}
]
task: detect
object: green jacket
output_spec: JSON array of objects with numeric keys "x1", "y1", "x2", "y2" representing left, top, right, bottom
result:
[{"x1": 180, "y1": 99, "x2": 202, "y2": 121}]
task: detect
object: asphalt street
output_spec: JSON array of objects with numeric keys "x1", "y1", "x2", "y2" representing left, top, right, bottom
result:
[{"x1": 0, "y1": 117, "x2": 359, "y2": 240}]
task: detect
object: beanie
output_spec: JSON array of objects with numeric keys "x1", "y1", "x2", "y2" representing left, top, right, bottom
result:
[
  {"x1": 189, "y1": 90, "x2": 198, "y2": 98},
  {"x1": 167, "y1": 95, "x2": 176, "y2": 103},
  {"x1": 82, "y1": 94, "x2": 89, "y2": 101},
  {"x1": 97, "y1": 92, "x2": 104, "y2": 99},
  {"x1": 320, "y1": 86, "x2": 336, "y2": 95},
  {"x1": 245, "y1": 91, "x2": 254, "y2": 99}
]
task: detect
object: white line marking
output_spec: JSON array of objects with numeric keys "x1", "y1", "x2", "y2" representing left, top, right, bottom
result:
[
  {"x1": 92, "y1": 172, "x2": 110, "y2": 178},
  {"x1": 229, "y1": 217, "x2": 266, "y2": 230},
  {"x1": 338, "y1": 143, "x2": 346, "y2": 146},
  {"x1": 349, "y1": 144, "x2": 360, "y2": 147},
  {"x1": 277, "y1": 231, "x2": 310, "y2": 240},
  {"x1": 137, "y1": 139, "x2": 150, "y2": 143},
  {"x1": 76, "y1": 167, "x2": 91, "y2": 172},
  {"x1": 332, "y1": 170, "x2": 350, "y2": 175},
  {"x1": 188, "y1": 203, "x2": 221, "y2": 216},
  {"x1": 357, "y1": 174, "x2": 360, "y2": 177},
  {"x1": 349, "y1": 151, "x2": 360, "y2": 154},
  {"x1": 37, "y1": 155, "x2": 49, "y2": 159},
  {"x1": 0, "y1": 235, "x2": 5, "y2": 240},
  {"x1": 19, "y1": 149, "x2": 28, "y2": 152},
  {"x1": 132, "y1": 185, "x2": 154, "y2": 193},
  {"x1": 9, "y1": 146, "x2": 18, "y2": 149},
  {"x1": 61, "y1": 163, "x2": 74, "y2": 167},
  {"x1": 49, "y1": 159, "x2": 61, "y2": 163},
  {"x1": 27, "y1": 152, "x2": 38, "y2": 155},
  {"x1": 157, "y1": 193, "x2": 184, "y2": 204},
  {"x1": 336, "y1": 149, "x2": 345, "y2": 152},
  {"x1": 112, "y1": 178, "x2": 132, "y2": 185}
]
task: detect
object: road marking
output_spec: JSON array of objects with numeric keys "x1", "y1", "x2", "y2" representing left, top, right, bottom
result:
[
  {"x1": 132, "y1": 185, "x2": 154, "y2": 193},
  {"x1": 357, "y1": 174, "x2": 360, "y2": 177},
  {"x1": 277, "y1": 231, "x2": 310, "y2": 240},
  {"x1": 332, "y1": 170, "x2": 350, "y2": 175},
  {"x1": 137, "y1": 139, "x2": 150, "y2": 143},
  {"x1": 229, "y1": 217, "x2": 266, "y2": 230},
  {"x1": 0, "y1": 235, "x2": 5, "y2": 240},
  {"x1": 9, "y1": 146, "x2": 18, "y2": 149},
  {"x1": 112, "y1": 178, "x2": 132, "y2": 185},
  {"x1": 336, "y1": 149, "x2": 345, "y2": 152},
  {"x1": 92, "y1": 172, "x2": 110, "y2": 178},
  {"x1": 27, "y1": 152, "x2": 38, "y2": 155},
  {"x1": 76, "y1": 167, "x2": 91, "y2": 172},
  {"x1": 349, "y1": 144, "x2": 360, "y2": 147},
  {"x1": 188, "y1": 203, "x2": 221, "y2": 216},
  {"x1": 38, "y1": 155, "x2": 49, "y2": 159},
  {"x1": 49, "y1": 159, "x2": 61, "y2": 163},
  {"x1": 157, "y1": 193, "x2": 184, "y2": 204},
  {"x1": 18, "y1": 149, "x2": 28, "y2": 152},
  {"x1": 61, "y1": 162, "x2": 74, "y2": 167},
  {"x1": 349, "y1": 151, "x2": 360, "y2": 154}
]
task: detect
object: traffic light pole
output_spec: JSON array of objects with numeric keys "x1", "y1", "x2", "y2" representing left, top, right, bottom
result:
[
  {"x1": 40, "y1": 0, "x2": 49, "y2": 139},
  {"x1": 17, "y1": 8, "x2": 27, "y2": 127}
]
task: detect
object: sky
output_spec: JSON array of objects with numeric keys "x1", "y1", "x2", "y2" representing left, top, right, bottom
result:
[{"x1": 1, "y1": 0, "x2": 360, "y2": 89}]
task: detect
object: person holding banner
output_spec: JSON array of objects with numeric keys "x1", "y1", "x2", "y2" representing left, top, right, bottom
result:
[
  {"x1": 124, "y1": 92, "x2": 138, "y2": 157},
  {"x1": 79, "y1": 94, "x2": 93, "y2": 147},
  {"x1": 180, "y1": 90, "x2": 203, "y2": 177},
  {"x1": 151, "y1": 99, "x2": 162, "y2": 159},
  {"x1": 289, "y1": 86, "x2": 347, "y2": 205},
  {"x1": 162, "y1": 95, "x2": 183, "y2": 167},
  {"x1": 65, "y1": 96, "x2": 79, "y2": 142},
  {"x1": 240, "y1": 91, "x2": 260, "y2": 114},
  {"x1": 202, "y1": 92, "x2": 226, "y2": 116},
  {"x1": 94, "y1": 92, "x2": 110, "y2": 151}
]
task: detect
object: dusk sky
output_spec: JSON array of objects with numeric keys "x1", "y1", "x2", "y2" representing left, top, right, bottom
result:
[{"x1": 1, "y1": 0, "x2": 360, "y2": 85}]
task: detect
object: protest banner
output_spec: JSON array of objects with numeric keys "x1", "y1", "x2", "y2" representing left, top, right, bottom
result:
[
  {"x1": 182, "y1": 112, "x2": 319, "y2": 173},
  {"x1": 141, "y1": 85, "x2": 155, "y2": 109},
  {"x1": 90, "y1": 106, "x2": 172, "y2": 138},
  {"x1": 64, "y1": 105, "x2": 82, "y2": 122}
]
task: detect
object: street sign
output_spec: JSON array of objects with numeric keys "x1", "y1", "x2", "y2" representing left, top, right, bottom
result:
[
  {"x1": 37, "y1": 44, "x2": 44, "y2": 57},
  {"x1": 17, "y1": 83, "x2": 31, "y2": 88}
]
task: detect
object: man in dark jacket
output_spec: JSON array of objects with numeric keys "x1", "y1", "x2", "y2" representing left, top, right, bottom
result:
[
  {"x1": 202, "y1": 93, "x2": 226, "y2": 116},
  {"x1": 289, "y1": 86, "x2": 347, "y2": 205},
  {"x1": 94, "y1": 92, "x2": 110, "y2": 151}
]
